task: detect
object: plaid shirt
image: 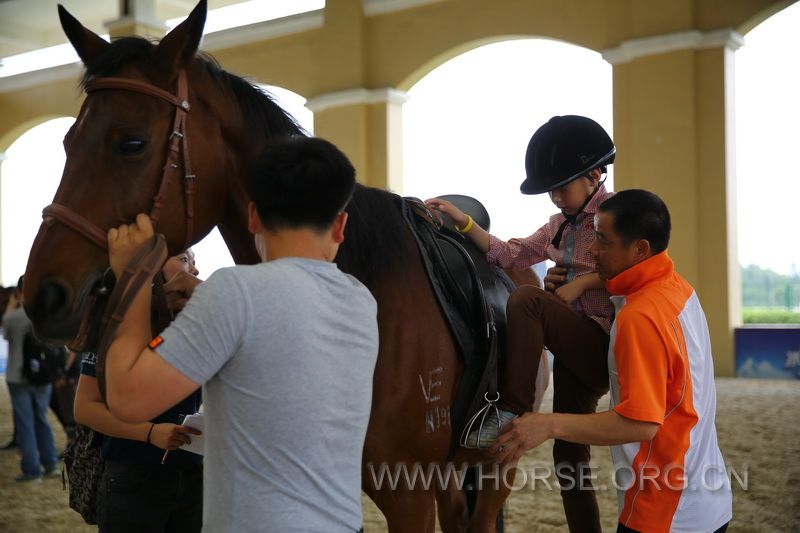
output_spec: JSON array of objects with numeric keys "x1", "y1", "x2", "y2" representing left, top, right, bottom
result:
[{"x1": 487, "y1": 184, "x2": 615, "y2": 333}]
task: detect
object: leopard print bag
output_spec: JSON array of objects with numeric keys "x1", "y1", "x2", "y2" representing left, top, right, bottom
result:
[{"x1": 63, "y1": 423, "x2": 104, "y2": 525}]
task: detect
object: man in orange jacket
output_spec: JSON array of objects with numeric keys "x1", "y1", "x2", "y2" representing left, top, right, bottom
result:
[{"x1": 493, "y1": 189, "x2": 732, "y2": 533}]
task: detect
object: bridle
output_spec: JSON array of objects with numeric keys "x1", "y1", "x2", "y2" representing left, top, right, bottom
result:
[{"x1": 41, "y1": 69, "x2": 196, "y2": 254}]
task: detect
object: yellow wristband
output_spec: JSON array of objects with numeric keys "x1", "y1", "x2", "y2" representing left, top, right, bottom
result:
[{"x1": 456, "y1": 215, "x2": 474, "y2": 233}]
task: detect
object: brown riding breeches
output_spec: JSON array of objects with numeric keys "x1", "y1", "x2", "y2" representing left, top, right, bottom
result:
[{"x1": 500, "y1": 285, "x2": 610, "y2": 533}]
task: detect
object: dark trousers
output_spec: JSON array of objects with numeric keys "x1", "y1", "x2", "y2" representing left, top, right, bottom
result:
[
  {"x1": 97, "y1": 460, "x2": 203, "y2": 533},
  {"x1": 50, "y1": 376, "x2": 78, "y2": 445},
  {"x1": 4, "y1": 382, "x2": 17, "y2": 446},
  {"x1": 500, "y1": 286, "x2": 610, "y2": 533}
]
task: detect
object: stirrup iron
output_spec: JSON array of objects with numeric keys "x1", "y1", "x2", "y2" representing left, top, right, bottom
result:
[{"x1": 460, "y1": 392, "x2": 501, "y2": 449}]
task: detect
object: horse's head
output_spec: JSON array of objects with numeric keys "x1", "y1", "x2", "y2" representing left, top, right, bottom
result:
[{"x1": 23, "y1": 0, "x2": 272, "y2": 346}]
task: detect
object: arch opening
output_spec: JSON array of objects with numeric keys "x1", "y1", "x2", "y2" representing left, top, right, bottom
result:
[
  {"x1": 1, "y1": 117, "x2": 74, "y2": 287},
  {"x1": 401, "y1": 38, "x2": 612, "y2": 277},
  {"x1": 735, "y1": 1, "x2": 800, "y2": 325}
]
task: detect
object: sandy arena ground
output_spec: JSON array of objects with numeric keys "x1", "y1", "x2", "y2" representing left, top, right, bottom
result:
[{"x1": 1, "y1": 377, "x2": 798, "y2": 532}]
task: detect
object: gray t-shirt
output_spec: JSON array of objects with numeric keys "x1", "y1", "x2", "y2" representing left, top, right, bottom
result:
[
  {"x1": 157, "y1": 258, "x2": 378, "y2": 533},
  {"x1": 3, "y1": 306, "x2": 31, "y2": 384}
]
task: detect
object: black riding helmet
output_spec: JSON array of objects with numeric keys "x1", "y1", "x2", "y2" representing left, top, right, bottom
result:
[{"x1": 520, "y1": 115, "x2": 615, "y2": 195}]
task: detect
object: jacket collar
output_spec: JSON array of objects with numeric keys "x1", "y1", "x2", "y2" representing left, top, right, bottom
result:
[
  {"x1": 606, "y1": 250, "x2": 674, "y2": 296},
  {"x1": 583, "y1": 183, "x2": 610, "y2": 215}
]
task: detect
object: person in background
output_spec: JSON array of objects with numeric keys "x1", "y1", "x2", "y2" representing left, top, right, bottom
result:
[
  {"x1": 3, "y1": 277, "x2": 59, "y2": 482},
  {"x1": 0, "y1": 286, "x2": 19, "y2": 450},
  {"x1": 74, "y1": 250, "x2": 202, "y2": 533}
]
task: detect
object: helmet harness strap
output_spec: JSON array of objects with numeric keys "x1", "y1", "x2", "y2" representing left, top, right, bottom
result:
[{"x1": 550, "y1": 175, "x2": 607, "y2": 248}]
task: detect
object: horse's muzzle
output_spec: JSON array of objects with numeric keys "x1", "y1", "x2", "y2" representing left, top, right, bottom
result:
[
  {"x1": 28, "y1": 279, "x2": 70, "y2": 327},
  {"x1": 27, "y1": 273, "x2": 113, "y2": 349}
]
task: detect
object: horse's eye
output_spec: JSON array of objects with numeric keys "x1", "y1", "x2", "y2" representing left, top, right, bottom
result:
[{"x1": 116, "y1": 137, "x2": 146, "y2": 155}]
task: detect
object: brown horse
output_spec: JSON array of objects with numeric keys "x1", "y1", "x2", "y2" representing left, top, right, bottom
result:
[{"x1": 23, "y1": 2, "x2": 529, "y2": 530}]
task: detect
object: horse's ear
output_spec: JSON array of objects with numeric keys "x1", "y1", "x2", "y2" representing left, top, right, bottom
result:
[
  {"x1": 155, "y1": 0, "x2": 207, "y2": 74},
  {"x1": 58, "y1": 4, "x2": 109, "y2": 65}
]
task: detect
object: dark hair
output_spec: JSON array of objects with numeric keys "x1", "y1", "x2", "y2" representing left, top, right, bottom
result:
[
  {"x1": 598, "y1": 189, "x2": 671, "y2": 254},
  {"x1": 16, "y1": 276, "x2": 23, "y2": 291},
  {"x1": 252, "y1": 137, "x2": 356, "y2": 231}
]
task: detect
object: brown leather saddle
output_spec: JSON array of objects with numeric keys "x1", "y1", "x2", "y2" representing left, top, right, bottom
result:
[{"x1": 401, "y1": 195, "x2": 514, "y2": 457}]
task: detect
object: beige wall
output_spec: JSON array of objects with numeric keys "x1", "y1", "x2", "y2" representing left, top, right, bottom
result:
[
  {"x1": 0, "y1": 77, "x2": 82, "y2": 150},
  {"x1": 0, "y1": 0, "x2": 795, "y2": 374}
]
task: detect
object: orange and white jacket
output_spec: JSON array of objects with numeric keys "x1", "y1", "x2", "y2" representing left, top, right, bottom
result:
[{"x1": 606, "y1": 252, "x2": 732, "y2": 533}]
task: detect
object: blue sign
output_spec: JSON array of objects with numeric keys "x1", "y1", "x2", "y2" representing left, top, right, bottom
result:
[{"x1": 735, "y1": 327, "x2": 800, "y2": 379}]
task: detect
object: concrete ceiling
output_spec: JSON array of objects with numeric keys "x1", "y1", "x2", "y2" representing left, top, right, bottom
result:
[{"x1": 0, "y1": 0, "x2": 246, "y2": 58}]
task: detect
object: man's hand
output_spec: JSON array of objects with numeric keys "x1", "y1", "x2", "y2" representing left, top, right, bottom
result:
[
  {"x1": 148, "y1": 422, "x2": 202, "y2": 451},
  {"x1": 490, "y1": 412, "x2": 552, "y2": 463},
  {"x1": 543, "y1": 266, "x2": 567, "y2": 293},
  {"x1": 163, "y1": 271, "x2": 202, "y2": 313},
  {"x1": 107, "y1": 214, "x2": 164, "y2": 278}
]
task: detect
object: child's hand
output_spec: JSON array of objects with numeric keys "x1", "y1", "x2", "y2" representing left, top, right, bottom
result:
[
  {"x1": 554, "y1": 279, "x2": 585, "y2": 304},
  {"x1": 425, "y1": 198, "x2": 469, "y2": 228},
  {"x1": 543, "y1": 266, "x2": 567, "y2": 293}
]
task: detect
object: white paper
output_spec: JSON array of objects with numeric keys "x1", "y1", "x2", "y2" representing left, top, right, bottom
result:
[{"x1": 179, "y1": 412, "x2": 205, "y2": 456}]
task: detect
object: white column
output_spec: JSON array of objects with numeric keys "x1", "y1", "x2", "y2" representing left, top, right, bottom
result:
[
  {"x1": 306, "y1": 88, "x2": 409, "y2": 190},
  {"x1": 105, "y1": 0, "x2": 167, "y2": 39}
]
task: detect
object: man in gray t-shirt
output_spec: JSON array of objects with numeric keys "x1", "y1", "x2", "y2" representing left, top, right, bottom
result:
[{"x1": 102, "y1": 137, "x2": 378, "y2": 532}]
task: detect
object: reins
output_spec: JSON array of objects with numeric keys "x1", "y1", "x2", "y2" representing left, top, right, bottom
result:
[{"x1": 94, "y1": 234, "x2": 168, "y2": 401}]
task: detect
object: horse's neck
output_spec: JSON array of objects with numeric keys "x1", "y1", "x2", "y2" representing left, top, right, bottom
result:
[
  {"x1": 214, "y1": 157, "x2": 260, "y2": 264},
  {"x1": 218, "y1": 211, "x2": 259, "y2": 265},
  {"x1": 213, "y1": 109, "x2": 269, "y2": 265}
]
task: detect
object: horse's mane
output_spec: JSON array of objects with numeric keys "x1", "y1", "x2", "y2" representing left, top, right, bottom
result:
[
  {"x1": 80, "y1": 37, "x2": 306, "y2": 139},
  {"x1": 336, "y1": 184, "x2": 414, "y2": 286}
]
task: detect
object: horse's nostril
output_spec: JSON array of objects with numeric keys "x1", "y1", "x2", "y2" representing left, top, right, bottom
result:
[{"x1": 32, "y1": 281, "x2": 69, "y2": 321}]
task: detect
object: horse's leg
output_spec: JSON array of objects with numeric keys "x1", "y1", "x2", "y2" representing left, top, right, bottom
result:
[
  {"x1": 435, "y1": 477, "x2": 470, "y2": 533},
  {"x1": 466, "y1": 462, "x2": 516, "y2": 533},
  {"x1": 363, "y1": 265, "x2": 464, "y2": 532},
  {"x1": 365, "y1": 484, "x2": 436, "y2": 533}
]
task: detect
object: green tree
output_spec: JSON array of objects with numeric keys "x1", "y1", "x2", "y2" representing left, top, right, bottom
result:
[{"x1": 741, "y1": 264, "x2": 800, "y2": 323}]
